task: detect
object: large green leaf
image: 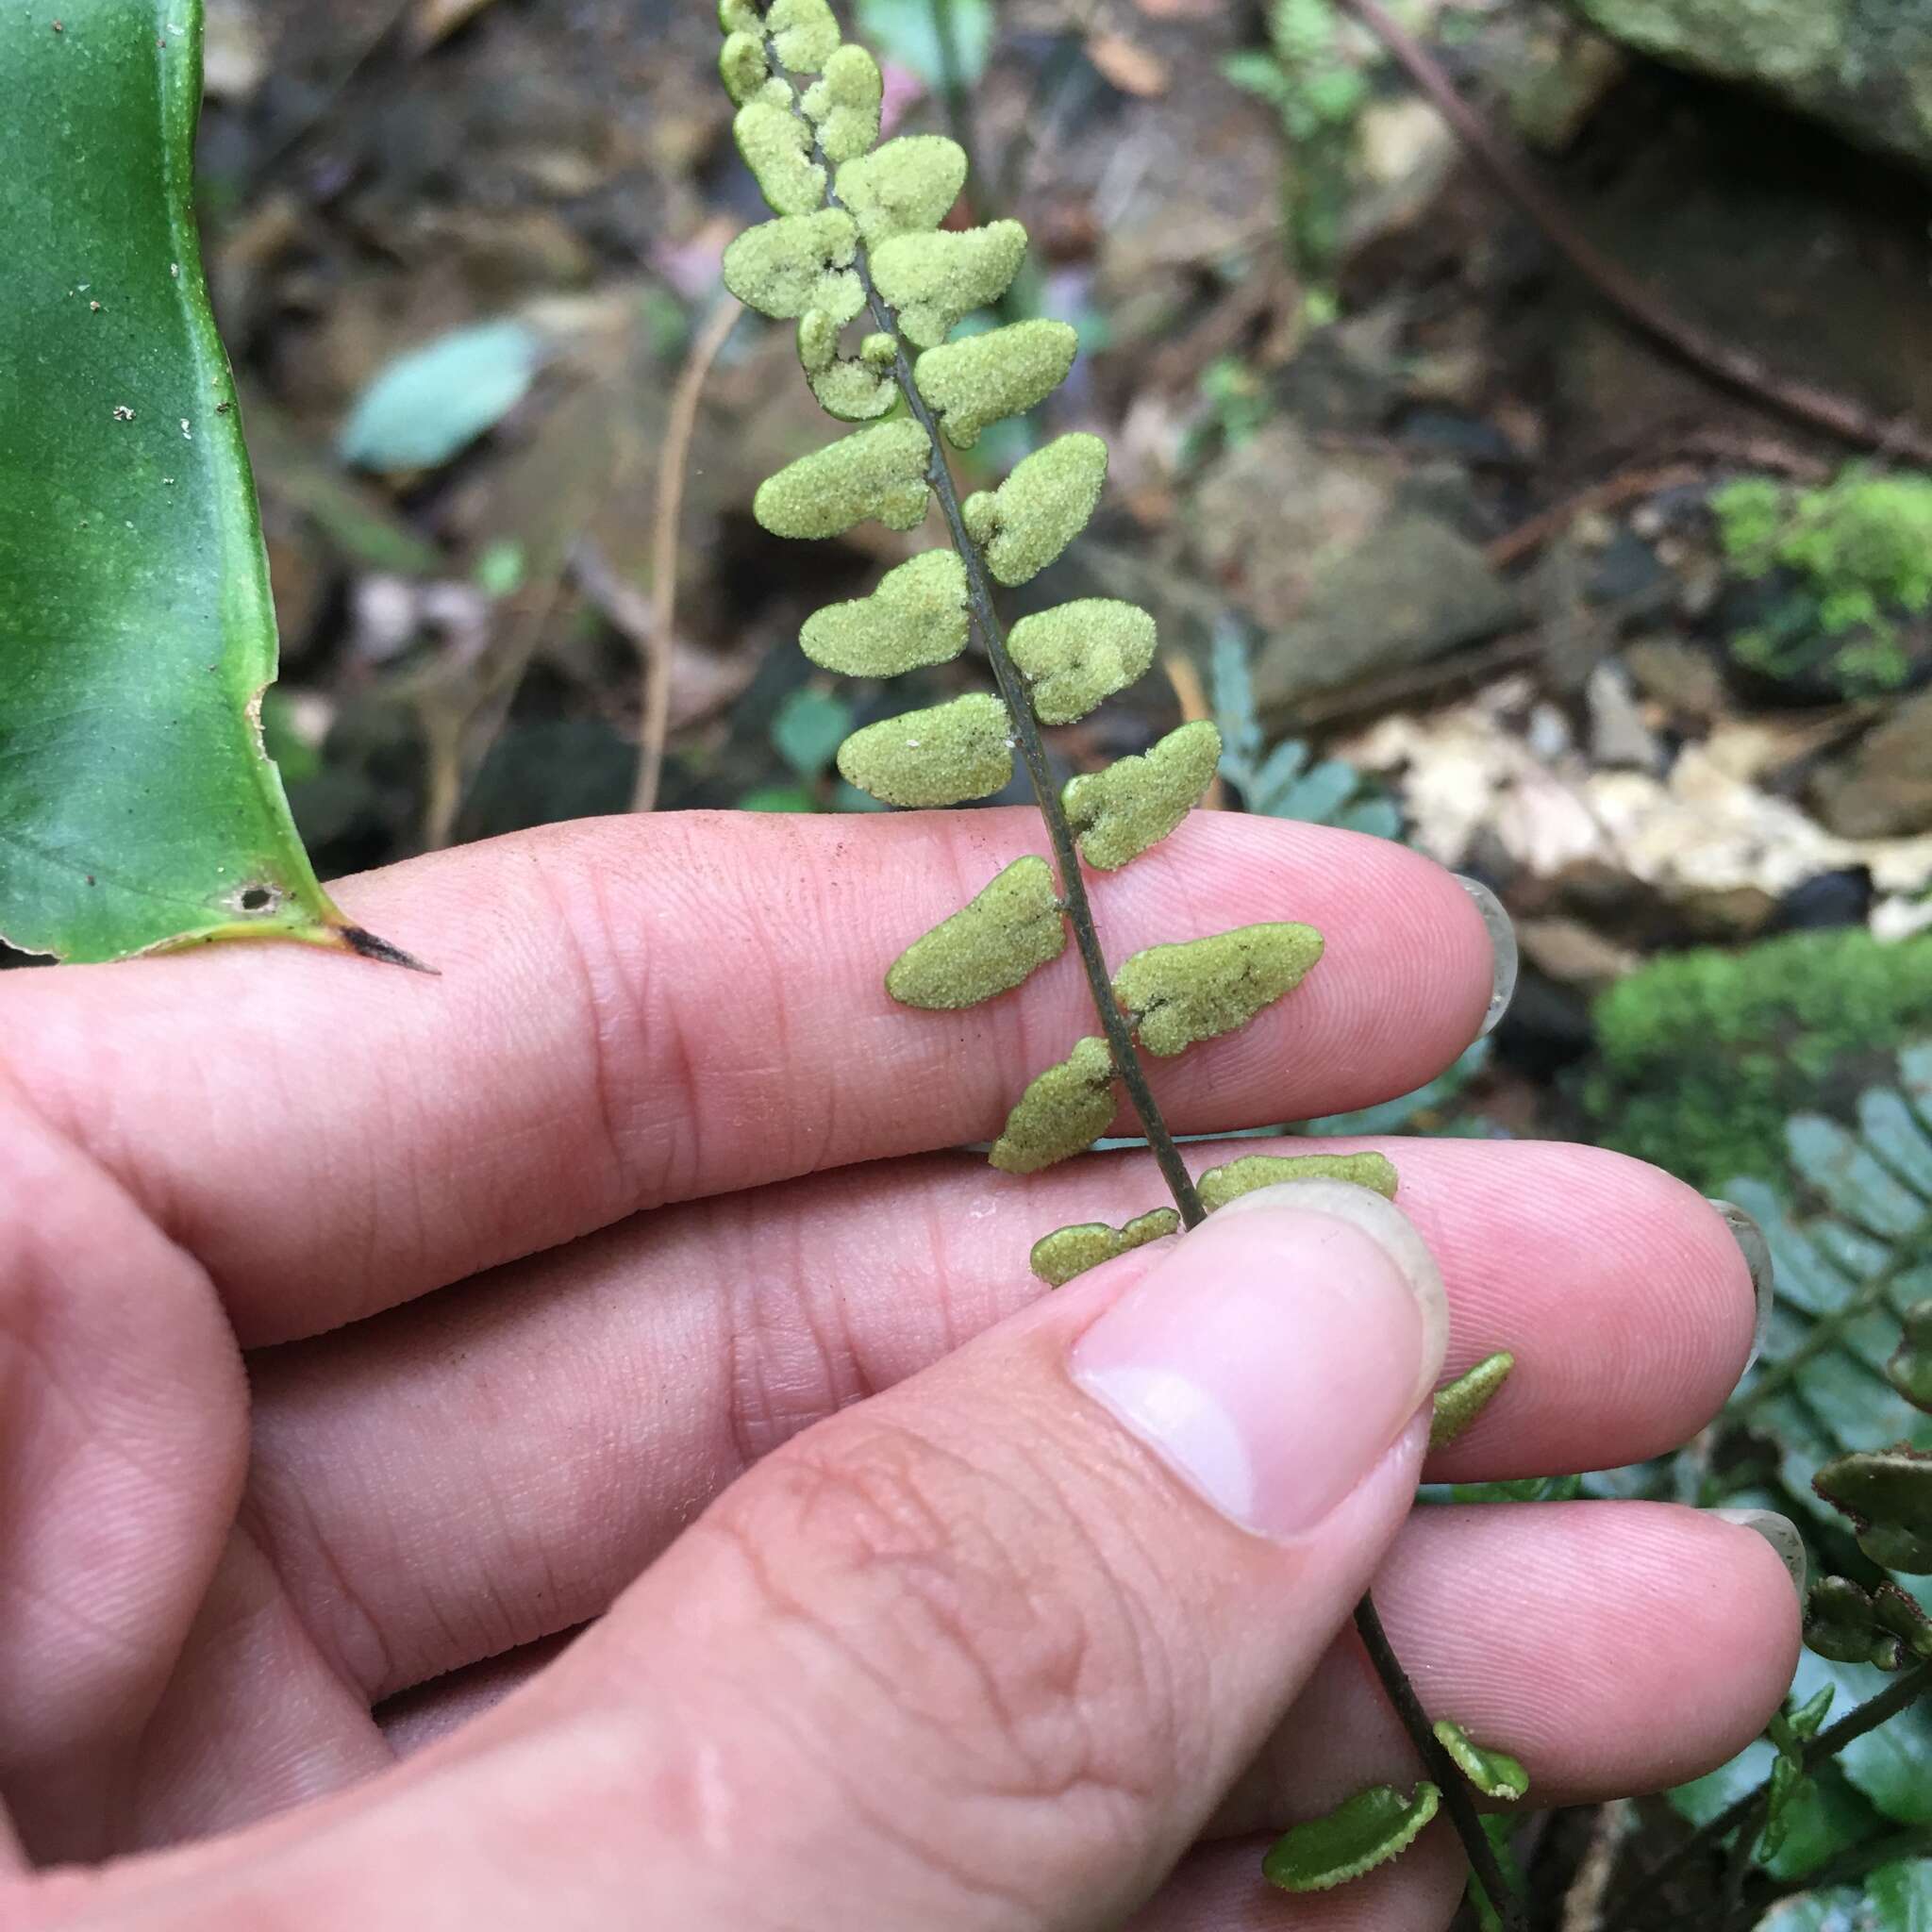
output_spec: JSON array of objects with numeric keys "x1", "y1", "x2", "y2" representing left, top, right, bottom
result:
[{"x1": 0, "y1": 0, "x2": 394, "y2": 964}]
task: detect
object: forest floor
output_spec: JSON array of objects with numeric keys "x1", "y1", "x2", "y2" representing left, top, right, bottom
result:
[{"x1": 196, "y1": 0, "x2": 1932, "y2": 1137}]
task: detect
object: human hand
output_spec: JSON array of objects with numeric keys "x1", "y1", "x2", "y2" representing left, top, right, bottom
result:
[{"x1": 1, "y1": 809, "x2": 1798, "y2": 1929}]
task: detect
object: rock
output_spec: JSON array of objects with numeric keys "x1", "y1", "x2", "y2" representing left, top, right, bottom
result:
[
  {"x1": 1517, "y1": 915, "x2": 1642, "y2": 989},
  {"x1": 1507, "y1": 19, "x2": 1630, "y2": 150},
  {"x1": 1191, "y1": 422, "x2": 1397, "y2": 631},
  {"x1": 1587, "y1": 660, "x2": 1665, "y2": 771},
  {"x1": 1566, "y1": 0, "x2": 1932, "y2": 174},
  {"x1": 1251, "y1": 515, "x2": 1523, "y2": 710},
  {"x1": 1809, "y1": 688, "x2": 1932, "y2": 838},
  {"x1": 1625, "y1": 636, "x2": 1726, "y2": 719}
]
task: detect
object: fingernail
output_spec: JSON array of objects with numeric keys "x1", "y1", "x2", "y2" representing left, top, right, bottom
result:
[
  {"x1": 1071, "y1": 1180, "x2": 1448, "y2": 1541},
  {"x1": 1707, "y1": 1198, "x2": 1774, "y2": 1376},
  {"x1": 1708, "y1": 1507, "x2": 1807, "y2": 1603},
  {"x1": 1456, "y1": 875, "x2": 1518, "y2": 1039}
]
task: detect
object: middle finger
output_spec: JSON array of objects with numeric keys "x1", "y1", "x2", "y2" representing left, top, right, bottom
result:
[{"x1": 242, "y1": 1135, "x2": 1757, "y2": 1706}]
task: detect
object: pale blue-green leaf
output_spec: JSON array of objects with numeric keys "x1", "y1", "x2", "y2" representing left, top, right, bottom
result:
[
  {"x1": 772, "y1": 687, "x2": 856, "y2": 781},
  {"x1": 1812, "y1": 1215, "x2": 1897, "y2": 1284},
  {"x1": 1859, "y1": 1089, "x2": 1932, "y2": 1198},
  {"x1": 1210, "y1": 622, "x2": 1262, "y2": 772},
  {"x1": 1274, "y1": 757, "x2": 1360, "y2": 825},
  {"x1": 1789, "y1": 1115, "x2": 1927, "y2": 1238},
  {"x1": 341, "y1": 320, "x2": 545, "y2": 472},
  {"x1": 856, "y1": 0, "x2": 992, "y2": 85},
  {"x1": 1297, "y1": 1040, "x2": 1490, "y2": 1138},
  {"x1": 1339, "y1": 795, "x2": 1405, "y2": 840},
  {"x1": 1246, "y1": 736, "x2": 1310, "y2": 812},
  {"x1": 1905, "y1": 1043, "x2": 1932, "y2": 1122}
]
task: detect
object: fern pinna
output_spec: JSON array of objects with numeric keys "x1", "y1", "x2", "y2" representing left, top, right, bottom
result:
[{"x1": 713, "y1": 1, "x2": 1521, "y2": 1913}]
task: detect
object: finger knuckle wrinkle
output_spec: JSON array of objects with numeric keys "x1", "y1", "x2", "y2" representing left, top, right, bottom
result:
[{"x1": 710, "y1": 1421, "x2": 1169, "y2": 1817}]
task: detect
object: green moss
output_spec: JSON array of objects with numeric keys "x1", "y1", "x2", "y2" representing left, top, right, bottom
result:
[
  {"x1": 1713, "y1": 468, "x2": 1932, "y2": 695},
  {"x1": 1029, "y1": 1208, "x2": 1181, "y2": 1287},
  {"x1": 835, "y1": 691, "x2": 1013, "y2": 807},
  {"x1": 1584, "y1": 927, "x2": 1932, "y2": 1192},
  {"x1": 722, "y1": 210, "x2": 861, "y2": 324},
  {"x1": 1196, "y1": 1149, "x2": 1398, "y2": 1212},
  {"x1": 766, "y1": 0, "x2": 841, "y2": 72},
  {"x1": 1115, "y1": 922, "x2": 1324, "y2": 1057},
  {"x1": 1428, "y1": 1352, "x2": 1514, "y2": 1451},
  {"x1": 885, "y1": 855, "x2": 1066, "y2": 1009},
  {"x1": 1063, "y1": 721, "x2": 1221, "y2": 871},
  {"x1": 718, "y1": 0, "x2": 762, "y2": 34},
  {"x1": 914, "y1": 321, "x2": 1078, "y2": 450},
  {"x1": 802, "y1": 43, "x2": 882, "y2": 162},
  {"x1": 962, "y1": 432, "x2": 1108, "y2": 586},
  {"x1": 990, "y1": 1036, "x2": 1117, "y2": 1173},
  {"x1": 871, "y1": 221, "x2": 1027, "y2": 348},
  {"x1": 1008, "y1": 598, "x2": 1158, "y2": 726},
  {"x1": 753, "y1": 418, "x2": 930, "y2": 538},
  {"x1": 801, "y1": 550, "x2": 969, "y2": 675},
  {"x1": 835, "y1": 136, "x2": 968, "y2": 248},
  {"x1": 733, "y1": 100, "x2": 826, "y2": 216}
]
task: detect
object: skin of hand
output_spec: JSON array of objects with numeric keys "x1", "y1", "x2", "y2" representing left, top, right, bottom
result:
[{"x1": 0, "y1": 808, "x2": 1799, "y2": 1932}]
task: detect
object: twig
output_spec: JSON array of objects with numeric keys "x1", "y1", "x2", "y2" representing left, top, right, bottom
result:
[
  {"x1": 992, "y1": 31, "x2": 1087, "y2": 215},
  {"x1": 929, "y1": 0, "x2": 978, "y2": 196},
  {"x1": 1484, "y1": 462, "x2": 1702, "y2": 570},
  {"x1": 242, "y1": 0, "x2": 416, "y2": 196},
  {"x1": 1560, "y1": 1800, "x2": 1628, "y2": 1932},
  {"x1": 1353, "y1": 1597, "x2": 1526, "y2": 1932},
  {"x1": 1338, "y1": 0, "x2": 1932, "y2": 466},
  {"x1": 633, "y1": 297, "x2": 739, "y2": 815},
  {"x1": 1607, "y1": 1658, "x2": 1932, "y2": 1929},
  {"x1": 1161, "y1": 652, "x2": 1227, "y2": 808}
]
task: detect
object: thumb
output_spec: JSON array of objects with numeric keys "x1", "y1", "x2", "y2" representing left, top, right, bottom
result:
[
  {"x1": 594, "y1": 1175, "x2": 1450, "y2": 1930},
  {"x1": 46, "y1": 1182, "x2": 1447, "y2": 1932}
]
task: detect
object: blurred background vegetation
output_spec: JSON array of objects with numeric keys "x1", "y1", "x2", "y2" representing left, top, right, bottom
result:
[{"x1": 63, "y1": 0, "x2": 1932, "y2": 1917}]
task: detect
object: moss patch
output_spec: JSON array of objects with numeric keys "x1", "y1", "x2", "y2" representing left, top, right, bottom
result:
[
  {"x1": 1584, "y1": 927, "x2": 1932, "y2": 1192},
  {"x1": 1714, "y1": 468, "x2": 1932, "y2": 694}
]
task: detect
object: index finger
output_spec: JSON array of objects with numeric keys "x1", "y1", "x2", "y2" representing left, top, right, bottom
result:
[{"x1": 3, "y1": 808, "x2": 1494, "y2": 1343}]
